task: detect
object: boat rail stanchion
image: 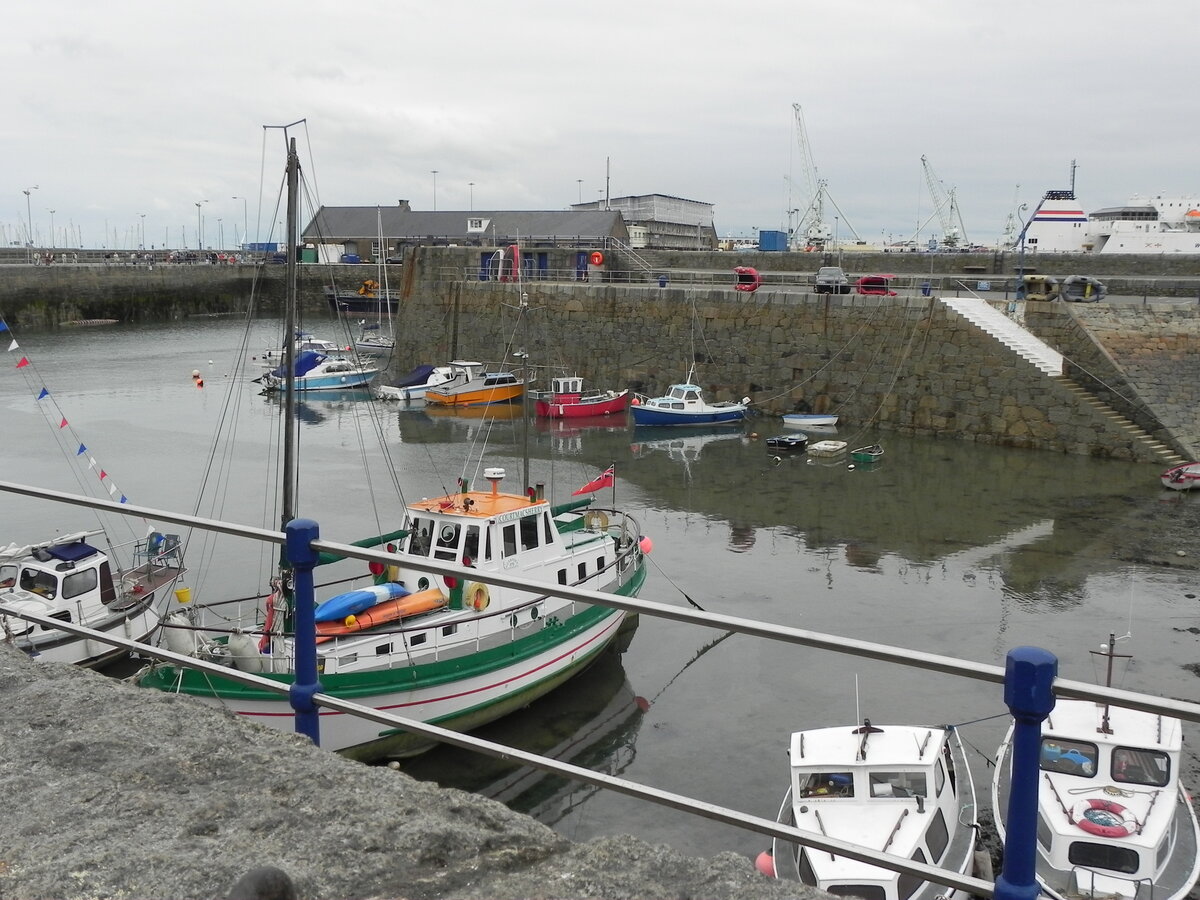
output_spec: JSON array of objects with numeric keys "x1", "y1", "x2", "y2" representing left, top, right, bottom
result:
[
  {"x1": 286, "y1": 517, "x2": 323, "y2": 746},
  {"x1": 995, "y1": 646, "x2": 1058, "y2": 900}
]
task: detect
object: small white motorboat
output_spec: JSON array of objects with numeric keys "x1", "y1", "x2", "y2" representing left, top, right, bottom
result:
[
  {"x1": 1161, "y1": 461, "x2": 1200, "y2": 491},
  {"x1": 783, "y1": 413, "x2": 838, "y2": 429},
  {"x1": 991, "y1": 636, "x2": 1200, "y2": 900},
  {"x1": 375, "y1": 364, "x2": 455, "y2": 402},
  {"x1": 807, "y1": 439, "x2": 848, "y2": 457},
  {"x1": 757, "y1": 719, "x2": 980, "y2": 900}
]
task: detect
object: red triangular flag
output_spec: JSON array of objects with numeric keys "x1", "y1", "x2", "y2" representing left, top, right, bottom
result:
[
  {"x1": 59, "y1": 417, "x2": 68, "y2": 428},
  {"x1": 16, "y1": 357, "x2": 30, "y2": 368},
  {"x1": 572, "y1": 465, "x2": 615, "y2": 496}
]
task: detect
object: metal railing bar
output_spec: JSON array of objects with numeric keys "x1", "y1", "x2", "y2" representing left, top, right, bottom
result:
[{"x1": 3, "y1": 479, "x2": 1197, "y2": 724}]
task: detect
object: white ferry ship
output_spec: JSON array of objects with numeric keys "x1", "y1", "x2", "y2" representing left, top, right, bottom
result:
[{"x1": 1023, "y1": 189, "x2": 1200, "y2": 254}]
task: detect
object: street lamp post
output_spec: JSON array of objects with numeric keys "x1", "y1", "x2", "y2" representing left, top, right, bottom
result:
[
  {"x1": 431, "y1": 170, "x2": 438, "y2": 211},
  {"x1": 139, "y1": 213, "x2": 145, "y2": 250},
  {"x1": 577, "y1": 179, "x2": 583, "y2": 204},
  {"x1": 232, "y1": 196, "x2": 248, "y2": 248},
  {"x1": 195, "y1": 202, "x2": 202, "y2": 250},
  {"x1": 23, "y1": 185, "x2": 38, "y2": 262},
  {"x1": 468, "y1": 182, "x2": 474, "y2": 211},
  {"x1": 218, "y1": 219, "x2": 223, "y2": 251},
  {"x1": 48, "y1": 210, "x2": 55, "y2": 249}
]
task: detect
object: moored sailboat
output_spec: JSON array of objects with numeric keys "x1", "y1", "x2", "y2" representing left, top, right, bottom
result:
[{"x1": 136, "y1": 134, "x2": 648, "y2": 760}]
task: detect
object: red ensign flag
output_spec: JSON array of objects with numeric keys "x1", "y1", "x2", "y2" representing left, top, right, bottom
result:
[{"x1": 572, "y1": 465, "x2": 615, "y2": 496}]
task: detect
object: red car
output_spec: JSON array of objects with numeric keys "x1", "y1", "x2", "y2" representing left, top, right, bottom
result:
[{"x1": 856, "y1": 274, "x2": 897, "y2": 296}]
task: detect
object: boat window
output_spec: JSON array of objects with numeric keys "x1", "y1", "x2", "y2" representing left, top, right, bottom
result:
[
  {"x1": 485, "y1": 528, "x2": 493, "y2": 561},
  {"x1": 62, "y1": 567, "x2": 99, "y2": 601},
  {"x1": 408, "y1": 632, "x2": 428, "y2": 647},
  {"x1": 19, "y1": 568, "x2": 57, "y2": 599},
  {"x1": 519, "y1": 515, "x2": 539, "y2": 551},
  {"x1": 578, "y1": 562, "x2": 587, "y2": 582},
  {"x1": 1040, "y1": 738, "x2": 1098, "y2": 776},
  {"x1": 798, "y1": 850, "x2": 817, "y2": 886},
  {"x1": 434, "y1": 523, "x2": 461, "y2": 561},
  {"x1": 670, "y1": 402, "x2": 684, "y2": 410},
  {"x1": 926, "y1": 808, "x2": 948, "y2": 860},
  {"x1": 1068, "y1": 841, "x2": 1140, "y2": 875},
  {"x1": 558, "y1": 569, "x2": 567, "y2": 585},
  {"x1": 1112, "y1": 746, "x2": 1170, "y2": 787},
  {"x1": 99, "y1": 561, "x2": 116, "y2": 605},
  {"x1": 463, "y1": 526, "x2": 480, "y2": 566},
  {"x1": 827, "y1": 886, "x2": 885, "y2": 900},
  {"x1": 502, "y1": 524, "x2": 517, "y2": 558},
  {"x1": 935, "y1": 757, "x2": 946, "y2": 795},
  {"x1": 799, "y1": 772, "x2": 854, "y2": 797},
  {"x1": 684, "y1": 389, "x2": 699, "y2": 402},
  {"x1": 596, "y1": 555, "x2": 605, "y2": 573},
  {"x1": 408, "y1": 519, "x2": 432, "y2": 557},
  {"x1": 869, "y1": 771, "x2": 927, "y2": 798},
  {"x1": 441, "y1": 624, "x2": 457, "y2": 637},
  {"x1": 542, "y1": 511, "x2": 554, "y2": 545},
  {"x1": 898, "y1": 848, "x2": 927, "y2": 900},
  {"x1": 374, "y1": 643, "x2": 391, "y2": 655},
  {"x1": 0, "y1": 564, "x2": 16, "y2": 588}
]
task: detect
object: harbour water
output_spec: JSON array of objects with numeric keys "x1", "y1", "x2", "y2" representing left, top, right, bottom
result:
[{"x1": 3, "y1": 316, "x2": 1199, "y2": 873}]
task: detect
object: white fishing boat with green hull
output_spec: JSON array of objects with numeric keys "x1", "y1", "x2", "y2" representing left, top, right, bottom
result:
[
  {"x1": 137, "y1": 133, "x2": 648, "y2": 761},
  {"x1": 140, "y1": 469, "x2": 647, "y2": 760}
]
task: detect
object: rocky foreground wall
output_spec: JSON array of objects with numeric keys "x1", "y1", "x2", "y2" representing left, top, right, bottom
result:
[{"x1": 0, "y1": 644, "x2": 816, "y2": 900}]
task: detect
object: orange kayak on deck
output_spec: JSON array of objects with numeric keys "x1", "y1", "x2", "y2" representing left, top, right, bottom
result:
[{"x1": 315, "y1": 587, "x2": 447, "y2": 643}]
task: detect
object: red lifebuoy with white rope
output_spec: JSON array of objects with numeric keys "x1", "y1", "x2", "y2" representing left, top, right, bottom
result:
[{"x1": 1073, "y1": 797, "x2": 1138, "y2": 838}]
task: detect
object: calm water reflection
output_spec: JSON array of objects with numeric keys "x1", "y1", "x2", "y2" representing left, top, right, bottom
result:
[{"x1": 3, "y1": 318, "x2": 1198, "y2": 867}]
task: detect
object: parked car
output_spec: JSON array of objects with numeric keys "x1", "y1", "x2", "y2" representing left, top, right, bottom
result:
[
  {"x1": 814, "y1": 266, "x2": 850, "y2": 294},
  {"x1": 855, "y1": 274, "x2": 897, "y2": 296}
]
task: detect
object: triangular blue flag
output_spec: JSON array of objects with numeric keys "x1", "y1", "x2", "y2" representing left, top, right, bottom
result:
[
  {"x1": 77, "y1": 444, "x2": 87, "y2": 455},
  {"x1": 37, "y1": 388, "x2": 48, "y2": 399},
  {"x1": 119, "y1": 496, "x2": 128, "y2": 504},
  {"x1": 0, "y1": 321, "x2": 9, "y2": 333}
]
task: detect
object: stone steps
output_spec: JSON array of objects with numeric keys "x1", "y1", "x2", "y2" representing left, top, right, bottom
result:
[
  {"x1": 940, "y1": 297, "x2": 1064, "y2": 374},
  {"x1": 940, "y1": 297, "x2": 1184, "y2": 465},
  {"x1": 1054, "y1": 377, "x2": 1186, "y2": 465}
]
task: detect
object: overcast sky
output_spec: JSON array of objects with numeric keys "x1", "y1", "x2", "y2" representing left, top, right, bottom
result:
[{"x1": 5, "y1": 1, "x2": 1196, "y2": 251}]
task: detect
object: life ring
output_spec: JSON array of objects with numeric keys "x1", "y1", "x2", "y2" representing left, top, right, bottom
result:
[
  {"x1": 1073, "y1": 797, "x2": 1138, "y2": 838},
  {"x1": 589, "y1": 251, "x2": 605, "y2": 266},
  {"x1": 465, "y1": 581, "x2": 490, "y2": 611}
]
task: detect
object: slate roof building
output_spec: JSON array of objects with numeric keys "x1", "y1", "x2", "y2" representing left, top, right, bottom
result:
[{"x1": 302, "y1": 203, "x2": 627, "y2": 262}]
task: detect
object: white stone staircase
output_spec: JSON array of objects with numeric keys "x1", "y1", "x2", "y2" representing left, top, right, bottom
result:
[
  {"x1": 940, "y1": 297, "x2": 1063, "y2": 374},
  {"x1": 940, "y1": 297, "x2": 1184, "y2": 465}
]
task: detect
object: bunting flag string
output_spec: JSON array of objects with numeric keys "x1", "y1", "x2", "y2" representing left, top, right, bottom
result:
[{"x1": 1, "y1": 315, "x2": 130, "y2": 505}]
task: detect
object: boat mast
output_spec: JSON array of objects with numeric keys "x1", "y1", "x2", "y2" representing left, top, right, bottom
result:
[{"x1": 281, "y1": 136, "x2": 299, "y2": 530}]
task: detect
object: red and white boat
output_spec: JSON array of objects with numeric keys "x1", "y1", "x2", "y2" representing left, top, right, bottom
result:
[
  {"x1": 1161, "y1": 461, "x2": 1200, "y2": 491},
  {"x1": 534, "y1": 376, "x2": 629, "y2": 419}
]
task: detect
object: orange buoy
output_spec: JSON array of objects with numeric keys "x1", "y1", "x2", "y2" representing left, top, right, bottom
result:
[
  {"x1": 754, "y1": 850, "x2": 776, "y2": 878},
  {"x1": 639, "y1": 535, "x2": 653, "y2": 554}
]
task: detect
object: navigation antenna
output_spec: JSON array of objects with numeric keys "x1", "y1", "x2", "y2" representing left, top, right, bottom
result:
[{"x1": 1090, "y1": 632, "x2": 1132, "y2": 735}]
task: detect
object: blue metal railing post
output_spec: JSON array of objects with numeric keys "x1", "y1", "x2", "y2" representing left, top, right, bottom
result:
[
  {"x1": 286, "y1": 517, "x2": 322, "y2": 746},
  {"x1": 995, "y1": 646, "x2": 1058, "y2": 900}
]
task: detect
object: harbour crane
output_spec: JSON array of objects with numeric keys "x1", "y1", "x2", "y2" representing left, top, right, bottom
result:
[
  {"x1": 789, "y1": 103, "x2": 860, "y2": 250},
  {"x1": 1000, "y1": 184, "x2": 1023, "y2": 249},
  {"x1": 915, "y1": 155, "x2": 969, "y2": 249}
]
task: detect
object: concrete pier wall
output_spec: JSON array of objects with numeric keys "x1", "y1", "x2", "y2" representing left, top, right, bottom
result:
[{"x1": 1, "y1": 249, "x2": 1196, "y2": 461}]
